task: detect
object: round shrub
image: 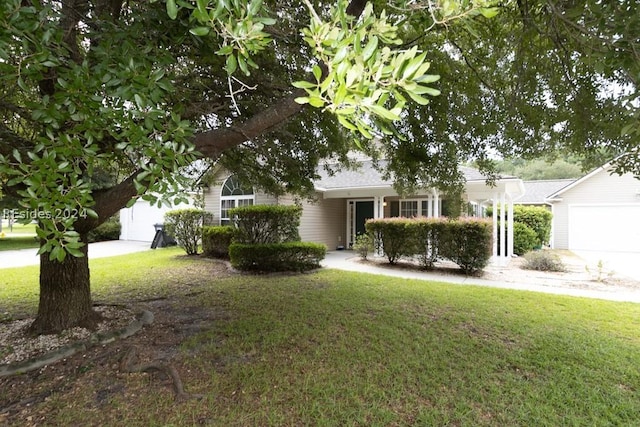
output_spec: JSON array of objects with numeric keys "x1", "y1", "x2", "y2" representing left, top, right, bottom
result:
[
  {"x1": 522, "y1": 250, "x2": 566, "y2": 272},
  {"x1": 202, "y1": 225, "x2": 235, "y2": 258}
]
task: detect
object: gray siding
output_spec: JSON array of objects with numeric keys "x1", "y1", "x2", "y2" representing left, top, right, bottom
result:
[
  {"x1": 279, "y1": 194, "x2": 346, "y2": 249},
  {"x1": 551, "y1": 168, "x2": 640, "y2": 249}
]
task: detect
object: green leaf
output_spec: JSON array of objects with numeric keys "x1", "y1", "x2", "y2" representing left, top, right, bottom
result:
[
  {"x1": 362, "y1": 36, "x2": 378, "y2": 62},
  {"x1": 66, "y1": 246, "x2": 85, "y2": 258},
  {"x1": 308, "y1": 96, "x2": 324, "y2": 108},
  {"x1": 226, "y1": 54, "x2": 237, "y2": 75},
  {"x1": 292, "y1": 80, "x2": 317, "y2": 89},
  {"x1": 248, "y1": 0, "x2": 262, "y2": 16},
  {"x1": 189, "y1": 26, "x2": 210, "y2": 36},
  {"x1": 337, "y1": 115, "x2": 357, "y2": 131},
  {"x1": 369, "y1": 104, "x2": 400, "y2": 121},
  {"x1": 167, "y1": 0, "x2": 178, "y2": 19},
  {"x1": 415, "y1": 74, "x2": 440, "y2": 84},
  {"x1": 402, "y1": 52, "x2": 428, "y2": 80},
  {"x1": 406, "y1": 91, "x2": 431, "y2": 106},
  {"x1": 238, "y1": 55, "x2": 249, "y2": 75},
  {"x1": 294, "y1": 97, "x2": 310, "y2": 105},
  {"x1": 479, "y1": 7, "x2": 500, "y2": 19}
]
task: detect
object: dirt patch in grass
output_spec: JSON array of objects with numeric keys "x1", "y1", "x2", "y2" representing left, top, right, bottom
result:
[{"x1": 0, "y1": 257, "x2": 232, "y2": 425}]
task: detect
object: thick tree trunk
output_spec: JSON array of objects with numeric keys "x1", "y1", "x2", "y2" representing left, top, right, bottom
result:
[{"x1": 29, "y1": 234, "x2": 98, "y2": 335}]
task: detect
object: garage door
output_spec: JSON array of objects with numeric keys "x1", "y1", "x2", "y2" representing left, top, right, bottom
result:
[{"x1": 568, "y1": 205, "x2": 640, "y2": 252}]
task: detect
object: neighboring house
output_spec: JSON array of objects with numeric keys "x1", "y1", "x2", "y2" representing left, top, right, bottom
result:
[
  {"x1": 119, "y1": 197, "x2": 195, "y2": 242},
  {"x1": 204, "y1": 160, "x2": 525, "y2": 264},
  {"x1": 518, "y1": 179, "x2": 575, "y2": 207},
  {"x1": 546, "y1": 163, "x2": 640, "y2": 253}
]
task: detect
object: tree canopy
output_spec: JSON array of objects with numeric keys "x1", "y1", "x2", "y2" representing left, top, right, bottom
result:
[{"x1": 1, "y1": 0, "x2": 638, "y2": 258}]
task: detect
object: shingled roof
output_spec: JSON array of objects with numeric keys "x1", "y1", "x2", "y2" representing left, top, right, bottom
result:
[
  {"x1": 518, "y1": 179, "x2": 575, "y2": 205},
  {"x1": 314, "y1": 160, "x2": 496, "y2": 191}
]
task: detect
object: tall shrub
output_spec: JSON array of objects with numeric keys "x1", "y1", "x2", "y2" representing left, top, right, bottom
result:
[
  {"x1": 412, "y1": 217, "x2": 447, "y2": 269},
  {"x1": 441, "y1": 218, "x2": 493, "y2": 274},
  {"x1": 164, "y1": 208, "x2": 213, "y2": 255},
  {"x1": 230, "y1": 204, "x2": 301, "y2": 244},
  {"x1": 487, "y1": 205, "x2": 553, "y2": 248},
  {"x1": 513, "y1": 222, "x2": 538, "y2": 255},
  {"x1": 513, "y1": 205, "x2": 552, "y2": 247},
  {"x1": 366, "y1": 218, "x2": 415, "y2": 264}
]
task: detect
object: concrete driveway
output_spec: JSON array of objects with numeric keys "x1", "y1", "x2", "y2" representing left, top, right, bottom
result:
[
  {"x1": 0, "y1": 240, "x2": 152, "y2": 269},
  {"x1": 572, "y1": 251, "x2": 640, "y2": 281}
]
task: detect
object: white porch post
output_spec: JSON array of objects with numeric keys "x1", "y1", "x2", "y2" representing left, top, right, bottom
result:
[
  {"x1": 492, "y1": 194, "x2": 498, "y2": 259},
  {"x1": 507, "y1": 193, "x2": 514, "y2": 258},
  {"x1": 373, "y1": 196, "x2": 379, "y2": 220},
  {"x1": 427, "y1": 195, "x2": 433, "y2": 217},
  {"x1": 500, "y1": 192, "x2": 506, "y2": 265},
  {"x1": 433, "y1": 190, "x2": 439, "y2": 217}
]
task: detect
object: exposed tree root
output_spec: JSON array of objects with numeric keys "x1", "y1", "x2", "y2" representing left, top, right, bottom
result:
[{"x1": 119, "y1": 346, "x2": 198, "y2": 401}]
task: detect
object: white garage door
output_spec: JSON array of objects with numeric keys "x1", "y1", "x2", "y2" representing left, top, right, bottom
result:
[
  {"x1": 120, "y1": 200, "x2": 193, "y2": 242},
  {"x1": 568, "y1": 205, "x2": 640, "y2": 252}
]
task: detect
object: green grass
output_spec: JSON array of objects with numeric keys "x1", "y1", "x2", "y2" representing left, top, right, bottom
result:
[
  {"x1": 0, "y1": 247, "x2": 186, "y2": 315},
  {"x1": 0, "y1": 235, "x2": 40, "y2": 251},
  {"x1": 2, "y1": 250, "x2": 640, "y2": 425},
  {"x1": 0, "y1": 223, "x2": 39, "y2": 251},
  {"x1": 0, "y1": 222, "x2": 37, "y2": 235}
]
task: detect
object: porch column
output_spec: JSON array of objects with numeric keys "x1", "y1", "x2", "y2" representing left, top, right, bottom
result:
[
  {"x1": 433, "y1": 190, "x2": 439, "y2": 217},
  {"x1": 373, "y1": 196, "x2": 379, "y2": 220},
  {"x1": 427, "y1": 195, "x2": 433, "y2": 217},
  {"x1": 507, "y1": 193, "x2": 514, "y2": 258},
  {"x1": 492, "y1": 194, "x2": 498, "y2": 258},
  {"x1": 500, "y1": 192, "x2": 506, "y2": 265}
]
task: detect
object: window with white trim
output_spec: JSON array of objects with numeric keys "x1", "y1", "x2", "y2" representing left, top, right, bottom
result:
[
  {"x1": 400, "y1": 200, "x2": 419, "y2": 217},
  {"x1": 220, "y1": 175, "x2": 254, "y2": 225}
]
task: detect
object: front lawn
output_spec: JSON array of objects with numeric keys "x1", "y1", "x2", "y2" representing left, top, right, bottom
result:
[
  {"x1": 1, "y1": 249, "x2": 639, "y2": 426},
  {"x1": 0, "y1": 223, "x2": 39, "y2": 252}
]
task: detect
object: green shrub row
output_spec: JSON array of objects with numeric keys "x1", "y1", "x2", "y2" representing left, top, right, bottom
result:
[
  {"x1": 88, "y1": 216, "x2": 121, "y2": 242},
  {"x1": 209, "y1": 204, "x2": 327, "y2": 272},
  {"x1": 229, "y1": 242, "x2": 326, "y2": 272},
  {"x1": 366, "y1": 217, "x2": 493, "y2": 274}
]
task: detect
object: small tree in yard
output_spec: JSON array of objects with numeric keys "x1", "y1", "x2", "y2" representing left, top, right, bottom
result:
[{"x1": 164, "y1": 209, "x2": 212, "y2": 255}]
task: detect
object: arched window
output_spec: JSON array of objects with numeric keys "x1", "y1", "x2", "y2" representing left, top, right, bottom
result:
[{"x1": 220, "y1": 175, "x2": 254, "y2": 224}]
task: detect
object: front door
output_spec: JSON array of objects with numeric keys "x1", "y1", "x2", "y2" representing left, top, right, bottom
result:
[{"x1": 354, "y1": 200, "x2": 374, "y2": 243}]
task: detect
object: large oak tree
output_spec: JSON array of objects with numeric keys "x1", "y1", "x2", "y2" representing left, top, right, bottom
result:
[{"x1": 0, "y1": 0, "x2": 637, "y2": 333}]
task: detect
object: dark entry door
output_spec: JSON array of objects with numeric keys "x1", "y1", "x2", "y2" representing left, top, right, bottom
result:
[{"x1": 355, "y1": 201, "x2": 374, "y2": 237}]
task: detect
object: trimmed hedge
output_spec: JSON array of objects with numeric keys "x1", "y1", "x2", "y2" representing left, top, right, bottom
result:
[
  {"x1": 413, "y1": 217, "x2": 448, "y2": 269},
  {"x1": 88, "y1": 216, "x2": 121, "y2": 242},
  {"x1": 440, "y1": 218, "x2": 493, "y2": 274},
  {"x1": 230, "y1": 204, "x2": 301, "y2": 244},
  {"x1": 202, "y1": 225, "x2": 235, "y2": 258},
  {"x1": 366, "y1": 217, "x2": 493, "y2": 273},
  {"x1": 229, "y1": 242, "x2": 326, "y2": 272},
  {"x1": 366, "y1": 217, "x2": 415, "y2": 264}
]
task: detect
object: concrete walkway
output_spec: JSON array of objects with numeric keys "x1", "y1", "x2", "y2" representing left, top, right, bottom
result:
[
  {"x1": 321, "y1": 250, "x2": 640, "y2": 304},
  {"x1": 2, "y1": 241, "x2": 639, "y2": 303}
]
